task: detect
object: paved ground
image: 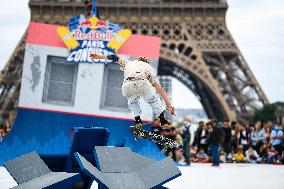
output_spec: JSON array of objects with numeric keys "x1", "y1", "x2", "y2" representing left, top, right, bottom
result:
[{"x1": 1, "y1": 163, "x2": 284, "y2": 189}]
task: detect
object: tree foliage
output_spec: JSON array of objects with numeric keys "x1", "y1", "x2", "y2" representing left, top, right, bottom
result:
[{"x1": 253, "y1": 102, "x2": 284, "y2": 123}]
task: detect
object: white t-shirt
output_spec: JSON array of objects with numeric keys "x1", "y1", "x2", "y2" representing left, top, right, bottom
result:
[
  {"x1": 200, "y1": 129, "x2": 207, "y2": 144},
  {"x1": 241, "y1": 130, "x2": 248, "y2": 145},
  {"x1": 119, "y1": 60, "x2": 158, "y2": 85}
]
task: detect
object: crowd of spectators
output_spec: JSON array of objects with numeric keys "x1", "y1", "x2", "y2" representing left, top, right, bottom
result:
[
  {"x1": 0, "y1": 44, "x2": 24, "y2": 142},
  {"x1": 153, "y1": 117, "x2": 284, "y2": 166}
]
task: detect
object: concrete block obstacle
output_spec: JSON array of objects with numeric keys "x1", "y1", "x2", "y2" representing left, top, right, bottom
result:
[
  {"x1": 75, "y1": 147, "x2": 181, "y2": 189},
  {"x1": 4, "y1": 151, "x2": 81, "y2": 189},
  {"x1": 94, "y1": 146, "x2": 155, "y2": 173}
]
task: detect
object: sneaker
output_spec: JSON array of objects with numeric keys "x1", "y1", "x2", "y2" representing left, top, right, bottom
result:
[
  {"x1": 211, "y1": 164, "x2": 220, "y2": 167},
  {"x1": 134, "y1": 123, "x2": 143, "y2": 130},
  {"x1": 160, "y1": 121, "x2": 174, "y2": 130}
]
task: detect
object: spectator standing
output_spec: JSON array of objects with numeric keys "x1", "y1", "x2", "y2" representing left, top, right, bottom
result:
[
  {"x1": 245, "y1": 123, "x2": 252, "y2": 145},
  {"x1": 251, "y1": 122, "x2": 265, "y2": 153},
  {"x1": 208, "y1": 121, "x2": 225, "y2": 166},
  {"x1": 193, "y1": 121, "x2": 203, "y2": 146},
  {"x1": 222, "y1": 120, "x2": 231, "y2": 156},
  {"x1": 245, "y1": 146, "x2": 259, "y2": 163},
  {"x1": 239, "y1": 125, "x2": 250, "y2": 151},
  {"x1": 195, "y1": 122, "x2": 209, "y2": 154},
  {"x1": 181, "y1": 117, "x2": 194, "y2": 165},
  {"x1": 270, "y1": 123, "x2": 283, "y2": 160},
  {"x1": 230, "y1": 121, "x2": 240, "y2": 152}
]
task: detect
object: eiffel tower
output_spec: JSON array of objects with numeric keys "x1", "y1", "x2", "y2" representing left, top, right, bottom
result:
[{"x1": 0, "y1": 0, "x2": 268, "y2": 126}]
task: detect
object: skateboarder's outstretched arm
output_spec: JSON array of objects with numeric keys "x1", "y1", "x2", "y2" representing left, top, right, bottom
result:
[
  {"x1": 90, "y1": 53, "x2": 125, "y2": 65},
  {"x1": 153, "y1": 82, "x2": 176, "y2": 116}
]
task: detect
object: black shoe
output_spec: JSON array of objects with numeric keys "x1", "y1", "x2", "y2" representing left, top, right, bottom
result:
[
  {"x1": 211, "y1": 164, "x2": 220, "y2": 167},
  {"x1": 134, "y1": 123, "x2": 143, "y2": 130}
]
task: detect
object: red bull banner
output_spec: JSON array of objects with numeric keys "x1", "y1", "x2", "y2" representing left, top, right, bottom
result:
[{"x1": 57, "y1": 15, "x2": 132, "y2": 63}]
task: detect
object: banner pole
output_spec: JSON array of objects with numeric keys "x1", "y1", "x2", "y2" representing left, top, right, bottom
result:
[{"x1": 91, "y1": 0, "x2": 97, "y2": 17}]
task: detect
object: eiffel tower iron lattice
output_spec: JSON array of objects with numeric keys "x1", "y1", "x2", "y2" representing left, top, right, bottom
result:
[{"x1": 0, "y1": 0, "x2": 268, "y2": 127}]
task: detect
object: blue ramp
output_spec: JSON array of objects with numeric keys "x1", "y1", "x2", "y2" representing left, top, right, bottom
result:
[
  {"x1": 0, "y1": 108, "x2": 165, "y2": 165},
  {"x1": 40, "y1": 127, "x2": 110, "y2": 172}
]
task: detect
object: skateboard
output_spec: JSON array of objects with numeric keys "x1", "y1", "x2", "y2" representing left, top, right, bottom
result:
[{"x1": 129, "y1": 126, "x2": 182, "y2": 150}]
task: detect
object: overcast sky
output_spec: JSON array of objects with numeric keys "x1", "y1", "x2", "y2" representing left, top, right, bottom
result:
[{"x1": 0, "y1": 0, "x2": 283, "y2": 109}]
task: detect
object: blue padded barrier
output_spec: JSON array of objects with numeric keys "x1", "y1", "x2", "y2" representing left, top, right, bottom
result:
[
  {"x1": 40, "y1": 127, "x2": 109, "y2": 173},
  {"x1": 66, "y1": 127, "x2": 110, "y2": 172},
  {"x1": 0, "y1": 108, "x2": 165, "y2": 165}
]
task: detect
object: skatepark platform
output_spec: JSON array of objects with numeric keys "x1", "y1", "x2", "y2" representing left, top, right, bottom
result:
[{"x1": 0, "y1": 108, "x2": 165, "y2": 165}]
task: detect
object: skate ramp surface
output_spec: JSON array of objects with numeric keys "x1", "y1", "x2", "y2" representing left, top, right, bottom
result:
[
  {"x1": 94, "y1": 146, "x2": 156, "y2": 173},
  {"x1": 4, "y1": 151, "x2": 80, "y2": 189},
  {"x1": 75, "y1": 147, "x2": 181, "y2": 189}
]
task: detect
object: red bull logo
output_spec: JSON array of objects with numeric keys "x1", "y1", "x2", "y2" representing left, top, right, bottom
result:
[
  {"x1": 59, "y1": 15, "x2": 131, "y2": 63},
  {"x1": 95, "y1": 20, "x2": 108, "y2": 28},
  {"x1": 74, "y1": 30, "x2": 113, "y2": 41},
  {"x1": 80, "y1": 20, "x2": 92, "y2": 27}
]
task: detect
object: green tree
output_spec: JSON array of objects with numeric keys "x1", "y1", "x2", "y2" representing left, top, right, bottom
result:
[{"x1": 253, "y1": 102, "x2": 284, "y2": 123}]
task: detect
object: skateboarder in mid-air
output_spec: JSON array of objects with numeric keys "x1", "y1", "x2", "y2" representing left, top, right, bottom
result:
[{"x1": 90, "y1": 53, "x2": 176, "y2": 130}]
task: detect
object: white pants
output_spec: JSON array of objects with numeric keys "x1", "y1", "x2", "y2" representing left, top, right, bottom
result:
[{"x1": 122, "y1": 79, "x2": 165, "y2": 118}]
